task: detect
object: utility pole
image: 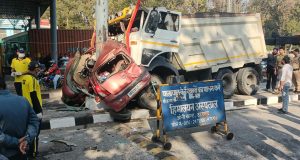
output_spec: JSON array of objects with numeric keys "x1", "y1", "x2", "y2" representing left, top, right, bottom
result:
[
  {"x1": 95, "y1": 0, "x2": 108, "y2": 58},
  {"x1": 50, "y1": 0, "x2": 58, "y2": 63},
  {"x1": 227, "y1": 0, "x2": 232, "y2": 12},
  {"x1": 86, "y1": 0, "x2": 108, "y2": 110}
]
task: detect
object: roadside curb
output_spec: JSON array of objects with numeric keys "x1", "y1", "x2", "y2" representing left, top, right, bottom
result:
[
  {"x1": 41, "y1": 93, "x2": 300, "y2": 130},
  {"x1": 41, "y1": 109, "x2": 150, "y2": 130},
  {"x1": 231, "y1": 93, "x2": 300, "y2": 107}
]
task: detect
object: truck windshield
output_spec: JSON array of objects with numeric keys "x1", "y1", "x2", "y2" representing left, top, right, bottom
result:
[
  {"x1": 157, "y1": 12, "x2": 179, "y2": 32},
  {"x1": 145, "y1": 11, "x2": 179, "y2": 33}
]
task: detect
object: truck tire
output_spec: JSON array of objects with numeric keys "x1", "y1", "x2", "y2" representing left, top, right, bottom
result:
[
  {"x1": 237, "y1": 67, "x2": 259, "y2": 95},
  {"x1": 215, "y1": 68, "x2": 235, "y2": 98},
  {"x1": 137, "y1": 74, "x2": 163, "y2": 112},
  {"x1": 109, "y1": 108, "x2": 132, "y2": 122}
]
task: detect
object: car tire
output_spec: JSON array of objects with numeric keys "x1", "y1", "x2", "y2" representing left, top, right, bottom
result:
[
  {"x1": 61, "y1": 96, "x2": 77, "y2": 106},
  {"x1": 137, "y1": 74, "x2": 164, "y2": 112},
  {"x1": 237, "y1": 67, "x2": 260, "y2": 95},
  {"x1": 61, "y1": 95, "x2": 84, "y2": 107},
  {"x1": 215, "y1": 68, "x2": 235, "y2": 98},
  {"x1": 109, "y1": 108, "x2": 132, "y2": 122}
]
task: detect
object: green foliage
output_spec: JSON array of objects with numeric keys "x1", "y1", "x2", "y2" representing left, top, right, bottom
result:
[
  {"x1": 42, "y1": 0, "x2": 206, "y2": 29},
  {"x1": 249, "y1": 0, "x2": 300, "y2": 37},
  {"x1": 141, "y1": 0, "x2": 206, "y2": 14},
  {"x1": 41, "y1": 0, "x2": 300, "y2": 37},
  {"x1": 42, "y1": 0, "x2": 94, "y2": 29}
]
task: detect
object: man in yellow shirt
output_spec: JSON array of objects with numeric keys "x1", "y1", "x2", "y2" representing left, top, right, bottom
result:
[
  {"x1": 10, "y1": 48, "x2": 31, "y2": 95},
  {"x1": 21, "y1": 61, "x2": 43, "y2": 158}
]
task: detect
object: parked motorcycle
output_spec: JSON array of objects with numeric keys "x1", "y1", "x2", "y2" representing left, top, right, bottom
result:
[{"x1": 38, "y1": 70, "x2": 64, "y2": 90}]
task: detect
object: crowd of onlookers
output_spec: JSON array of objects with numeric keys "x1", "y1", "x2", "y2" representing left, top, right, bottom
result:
[
  {"x1": 265, "y1": 47, "x2": 300, "y2": 114},
  {"x1": 265, "y1": 47, "x2": 300, "y2": 93},
  {"x1": 0, "y1": 48, "x2": 70, "y2": 160}
]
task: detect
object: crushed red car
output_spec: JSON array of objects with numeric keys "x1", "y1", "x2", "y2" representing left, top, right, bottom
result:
[{"x1": 62, "y1": 40, "x2": 151, "y2": 120}]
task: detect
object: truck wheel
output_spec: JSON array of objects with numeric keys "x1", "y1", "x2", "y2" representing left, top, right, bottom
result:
[
  {"x1": 215, "y1": 68, "x2": 235, "y2": 98},
  {"x1": 109, "y1": 108, "x2": 132, "y2": 122},
  {"x1": 237, "y1": 67, "x2": 259, "y2": 95},
  {"x1": 137, "y1": 74, "x2": 163, "y2": 112}
]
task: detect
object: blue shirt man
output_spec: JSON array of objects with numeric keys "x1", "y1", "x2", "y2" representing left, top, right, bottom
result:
[{"x1": 0, "y1": 77, "x2": 39, "y2": 159}]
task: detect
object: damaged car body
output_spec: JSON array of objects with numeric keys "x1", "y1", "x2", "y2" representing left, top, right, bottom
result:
[{"x1": 62, "y1": 40, "x2": 151, "y2": 120}]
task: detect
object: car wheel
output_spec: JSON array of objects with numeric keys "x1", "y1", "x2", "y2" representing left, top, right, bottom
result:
[
  {"x1": 215, "y1": 68, "x2": 235, "y2": 98},
  {"x1": 137, "y1": 74, "x2": 164, "y2": 112},
  {"x1": 237, "y1": 67, "x2": 260, "y2": 95},
  {"x1": 109, "y1": 108, "x2": 132, "y2": 122},
  {"x1": 61, "y1": 96, "x2": 77, "y2": 106}
]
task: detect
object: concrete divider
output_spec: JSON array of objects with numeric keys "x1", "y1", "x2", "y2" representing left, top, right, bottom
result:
[{"x1": 41, "y1": 109, "x2": 150, "y2": 130}]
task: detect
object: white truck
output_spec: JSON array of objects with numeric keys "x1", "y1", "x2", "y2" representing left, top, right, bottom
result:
[{"x1": 107, "y1": 6, "x2": 267, "y2": 109}]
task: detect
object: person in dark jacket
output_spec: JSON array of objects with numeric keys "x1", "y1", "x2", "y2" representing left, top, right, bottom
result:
[
  {"x1": 0, "y1": 77, "x2": 39, "y2": 160},
  {"x1": 266, "y1": 48, "x2": 278, "y2": 92}
]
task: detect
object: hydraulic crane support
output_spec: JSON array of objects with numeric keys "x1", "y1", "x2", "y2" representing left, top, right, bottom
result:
[{"x1": 125, "y1": 0, "x2": 141, "y2": 55}]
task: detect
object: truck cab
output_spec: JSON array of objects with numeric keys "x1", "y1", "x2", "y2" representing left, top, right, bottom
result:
[
  {"x1": 108, "y1": 7, "x2": 267, "y2": 99},
  {"x1": 109, "y1": 7, "x2": 181, "y2": 67},
  {"x1": 129, "y1": 7, "x2": 181, "y2": 67}
]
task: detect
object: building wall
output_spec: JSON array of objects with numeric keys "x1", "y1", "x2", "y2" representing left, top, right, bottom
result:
[
  {"x1": 2, "y1": 29, "x2": 93, "y2": 62},
  {"x1": 28, "y1": 29, "x2": 93, "y2": 59}
]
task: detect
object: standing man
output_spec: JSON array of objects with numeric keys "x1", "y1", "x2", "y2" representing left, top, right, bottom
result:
[
  {"x1": 278, "y1": 55, "x2": 293, "y2": 114},
  {"x1": 10, "y1": 48, "x2": 31, "y2": 95},
  {"x1": 0, "y1": 77, "x2": 39, "y2": 160},
  {"x1": 274, "y1": 47, "x2": 286, "y2": 93},
  {"x1": 266, "y1": 48, "x2": 278, "y2": 92},
  {"x1": 21, "y1": 61, "x2": 43, "y2": 158},
  {"x1": 291, "y1": 49, "x2": 300, "y2": 93}
]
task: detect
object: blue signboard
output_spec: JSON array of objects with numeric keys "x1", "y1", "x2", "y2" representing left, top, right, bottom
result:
[{"x1": 160, "y1": 80, "x2": 226, "y2": 132}]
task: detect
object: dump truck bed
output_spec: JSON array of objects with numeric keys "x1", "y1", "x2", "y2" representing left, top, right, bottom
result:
[{"x1": 178, "y1": 13, "x2": 267, "y2": 72}]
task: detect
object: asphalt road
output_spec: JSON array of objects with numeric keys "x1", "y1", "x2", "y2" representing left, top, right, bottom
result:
[
  {"x1": 38, "y1": 123, "x2": 157, "y2": 160},
  {"x1": 37, "y1": 101, "x2": 300, "y2": 160},
  {"x1": 162, "y1": 102, "x2": 300, "y2": 160}
]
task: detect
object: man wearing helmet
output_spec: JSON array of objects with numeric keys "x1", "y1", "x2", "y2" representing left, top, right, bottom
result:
[
  {"x1": 21, "y1": 61, "x2": 43, "y2": 157},
  {"x1": 10, "y1": 48, "x2": 31, "y2": 95},
  {"x1": 45, "y1": 60, "x2": 61, "y2": 89}
]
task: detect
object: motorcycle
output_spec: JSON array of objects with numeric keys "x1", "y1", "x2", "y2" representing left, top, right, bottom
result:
[{"x1": 38, "y1": 71, "x2": 64, "y2": 90}]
